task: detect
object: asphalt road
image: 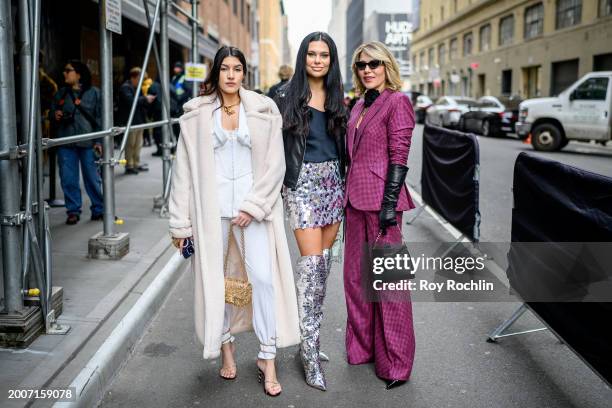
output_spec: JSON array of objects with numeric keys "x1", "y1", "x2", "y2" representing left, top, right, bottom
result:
[{"x1": 97, "y1": 124, "x2": 612, "y2": 408}]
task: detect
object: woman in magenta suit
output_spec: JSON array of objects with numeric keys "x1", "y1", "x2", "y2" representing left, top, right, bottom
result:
[{"x1": 343, "y1": 41, "x2": 416, "y2": 389}]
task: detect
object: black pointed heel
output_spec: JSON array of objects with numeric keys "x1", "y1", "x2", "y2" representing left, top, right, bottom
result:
[{"x1": 385, "y1": 379, "x2": 407, "y2": 390}]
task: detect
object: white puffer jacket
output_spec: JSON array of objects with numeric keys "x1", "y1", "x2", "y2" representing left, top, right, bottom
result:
[{"x1": 212, "y1": 102, "x2": 253, "y2": 218}]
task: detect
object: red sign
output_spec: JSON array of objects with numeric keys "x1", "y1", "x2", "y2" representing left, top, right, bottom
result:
[{"x1": 470, "y1": 62, "x2": 480, "y2": 69}]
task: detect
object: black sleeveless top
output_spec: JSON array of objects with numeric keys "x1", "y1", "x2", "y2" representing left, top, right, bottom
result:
[{"x1": 304, "y1": 107, "x2": 338, "y2": 163}]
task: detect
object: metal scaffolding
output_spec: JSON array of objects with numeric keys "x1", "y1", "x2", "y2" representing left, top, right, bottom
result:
[{"x1": 0, "y1": 0, "x2": 201, "y2": 338}]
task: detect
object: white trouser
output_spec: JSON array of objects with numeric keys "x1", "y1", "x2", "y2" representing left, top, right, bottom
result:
[{"x1": 221, "y1": 218, "x2": 277, "y2": 359}]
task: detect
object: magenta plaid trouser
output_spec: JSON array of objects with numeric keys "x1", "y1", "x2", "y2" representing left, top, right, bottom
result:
[{"x1": 343, "y1": 203, "x2": 416, "y2": 381}]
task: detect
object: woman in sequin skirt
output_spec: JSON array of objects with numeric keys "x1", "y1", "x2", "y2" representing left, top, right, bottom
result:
[{"x1": 274, "y1": 32, "x2": 347, "y2": 391}]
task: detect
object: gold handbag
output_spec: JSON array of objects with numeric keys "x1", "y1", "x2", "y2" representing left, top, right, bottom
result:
[{"x1": 223, "y1": 225, "x2": 252, "y2": 307}]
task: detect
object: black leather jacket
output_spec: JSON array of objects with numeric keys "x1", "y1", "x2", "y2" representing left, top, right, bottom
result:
[{"x1": 275, "y1": 93, "x2": 347, "y2": 189}]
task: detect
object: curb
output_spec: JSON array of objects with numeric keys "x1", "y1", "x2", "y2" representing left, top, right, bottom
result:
[{"x1": 53, "y1": 253, "x2": 187, "y2": 408}]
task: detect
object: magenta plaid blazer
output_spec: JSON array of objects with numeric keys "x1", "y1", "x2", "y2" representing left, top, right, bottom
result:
[{"x1": 344, "y1": 89, "x2": 416, "y2": 211}]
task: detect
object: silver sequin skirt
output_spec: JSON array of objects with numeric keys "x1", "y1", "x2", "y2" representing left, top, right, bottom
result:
[{"x1": 282, "y1": 160, "x2": 345, "y2": 230}]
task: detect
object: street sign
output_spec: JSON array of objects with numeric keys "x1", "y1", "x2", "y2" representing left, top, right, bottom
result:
[
  {"x1": 185, "y1": 63, "x2": 208, "y2": 82},
  {"x1": 104, "y1": 0, "x2": 122, "y2": 35},
  {"x1": 470, "y1": 62, "x2": 480, "y2": 69}
]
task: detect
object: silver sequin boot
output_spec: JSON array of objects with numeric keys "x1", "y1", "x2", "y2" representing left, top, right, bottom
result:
[
  {"x1": 317, "y1": 249, "x2": 333, "y2": 363},
  {"x1": 296, "y1": 254, "x2": 328, "y2": 391}
]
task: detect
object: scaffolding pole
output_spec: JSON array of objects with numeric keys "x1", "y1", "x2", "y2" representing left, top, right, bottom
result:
[
  {"x1": 0, "y1": 0, "x2": 23, "y2": 314},
  {"x1": 100, "y1": 0, "x2": 116, "y2": 237},
  {"x1": 143, "y1": 0, "x2": 175, "y2": 207},
  {"x1": 21, "y1": 0, "x2": 53, "y2": 328},
  {"x1": 160, "y1": 0, "x2": 172, "y2": 195},
  {"x1": 191, "y1": 0, "x2": 199, "y2": 98},
  {"x1": 17, "y1": 0, "x2": 38, "y2": 293}
]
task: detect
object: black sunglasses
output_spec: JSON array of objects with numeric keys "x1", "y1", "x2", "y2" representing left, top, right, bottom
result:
[{"x1": 355, "y1": 60, "x2": 384, "y2": 70}]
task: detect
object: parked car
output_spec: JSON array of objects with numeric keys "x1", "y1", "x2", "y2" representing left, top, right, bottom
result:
[
  {"x1": 414, "y1": 95, "x2": 433, "y2": 124},
  {"x1": 425, "y1": 96, "x2": 477, "y2": 128},
  {"x1": 458, "y1": 95, "x2": 523, "y2": 137},
  {"x1": 516, "y1": 71, "x2": 612, "y2": 151}
]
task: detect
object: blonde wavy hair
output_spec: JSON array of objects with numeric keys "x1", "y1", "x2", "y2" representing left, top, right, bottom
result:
[{"x1": 351, "y1": 41, "x2": 402, "y2": 94}]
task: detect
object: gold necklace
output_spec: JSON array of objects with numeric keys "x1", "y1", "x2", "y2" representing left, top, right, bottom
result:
[{"x1": 222, "y1": 101, "x2": 240, "y2": 116}]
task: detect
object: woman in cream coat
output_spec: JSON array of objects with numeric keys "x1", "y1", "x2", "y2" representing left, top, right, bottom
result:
[{"x1": 168, "y1": 46, "x2": 300, "y2": 397}]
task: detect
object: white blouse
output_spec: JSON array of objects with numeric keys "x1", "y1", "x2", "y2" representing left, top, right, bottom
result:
[{"x1": 212, "y1": 101, "x2": 253, "y2": 219}]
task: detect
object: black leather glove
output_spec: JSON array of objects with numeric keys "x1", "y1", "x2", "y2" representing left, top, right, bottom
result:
[{"x1": 379, "y1": 164, "x2": 408, "y2": 234}]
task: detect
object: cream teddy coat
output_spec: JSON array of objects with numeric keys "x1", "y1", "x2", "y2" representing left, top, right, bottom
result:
[{"x1": 168, "y1": 87, "x2": 300, "y2": 359}]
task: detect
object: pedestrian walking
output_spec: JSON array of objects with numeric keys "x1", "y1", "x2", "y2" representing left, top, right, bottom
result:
[
  {"x1": 344, "y1": 41, "x2": 416, "y2": 390},
  {"x1": 118, "y1": 67, "x2": 156, "y2": 174},
  {"x1": 146, "y1": 78, "x2": 164, "y2": 157},
  {"x1": 141, "y1": 73, "x2": 154, "y2": 147},
  {"x1": 171, "y1": 61, "x2": 193, "y2": 109},
  {"x1": 170, "y1": 61, "x2": 193, "y2": 142},
  {"x1": 168, "y1": 46, "x2": 300, "y2": 397},
  {"x1": 275, "y1": 32, "x2": 347, "y2": 391},
  {"x1": 50, "y1": 60, "x2": 104, "y2": 225}
]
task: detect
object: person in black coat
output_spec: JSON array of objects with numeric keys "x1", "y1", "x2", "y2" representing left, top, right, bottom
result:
[{"x1": 267, "y1": 64, "x2": 293, "y2": 99}]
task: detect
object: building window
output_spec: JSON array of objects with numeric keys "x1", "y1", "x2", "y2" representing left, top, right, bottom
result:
[
  {"x1": 463, "y1": 32, "x2": 473, "y2": 56},
  {"x1": 428, "y1": 48, "x2": 434, "y2": 68},
  {"x1": 438, "y1": 43, "x2": 446, "y2": 66},
  {"x1": 499, "y1": 15, "x2": 514, "y2": 46},
  {"x1": 556, "y1": 0, "x2": 581, "y2": 29},
  {"x1": 413, "y1": 55, "x2": 417, "y2": 72},
  {"x1": 600, "y1": 0, "x2": 612, "y2": 16},
  {"x1": 420, "y1": 51, "x2": 425, "y2": 69},
  {"x1": 240, "y1": 0, "x2": 245, "y2": 24},
  {"x1": 501, "y1": 69, "x2": 512, "y2": 95},
  {"x1": 449, "y1": 37, "x2": 458, "y2": 60},
  {"x1": 441, "y1": 6, "x2": 445, "y2": 21},
  {"x1": 233, "y1": 0, "x2": 238, "y2": 15},
  {"x1": 524, "y1": 3, "x2": 544, "y2": 39},
  {"x1": 479, "y1": 24, "x2": 491, "y2": 52}
]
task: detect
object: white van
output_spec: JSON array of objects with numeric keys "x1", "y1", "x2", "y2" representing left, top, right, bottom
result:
[{"x1": 516, "y1": 72, "x2": 612, "y2": 151}]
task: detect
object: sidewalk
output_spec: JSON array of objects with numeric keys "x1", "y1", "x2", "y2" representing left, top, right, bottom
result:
[{"x1": 0, "y1": 145, "x2": 179, "y2": 408}]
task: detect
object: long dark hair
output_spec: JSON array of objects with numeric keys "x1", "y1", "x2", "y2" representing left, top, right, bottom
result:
[
  {"x1": 67, "y1": 59, "x2": 92, "y2": 91},
  {"x1": 199, "y1": 46, "x2": 248, "y2": 109},
  {"x1": 279, "y1": 32, "x2": 346, "y2": 140}
]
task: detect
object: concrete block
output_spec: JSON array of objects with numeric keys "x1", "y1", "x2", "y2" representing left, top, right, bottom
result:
[{"x1": 88, "y1": 232, "x2": 130, "y2": 260}]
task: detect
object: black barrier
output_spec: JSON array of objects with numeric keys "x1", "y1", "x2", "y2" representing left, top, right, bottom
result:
[
  {"x1": 421, "y1": 124, "x2": 481, "y2": 241},
  {"x1": 509, "y1": 152, "x2": 612, "y2": 386}
]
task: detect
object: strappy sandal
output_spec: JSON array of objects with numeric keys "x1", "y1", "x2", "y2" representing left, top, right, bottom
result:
[
  {"x1": 219, "y1": 333, "x2": 237, "y2": 380},
  {"x1": 257, "y1": 367, "x2": 282, "y2": 397},
  {"x1": 256, "y1": 344, "x2": 281, "y2": 397}
]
